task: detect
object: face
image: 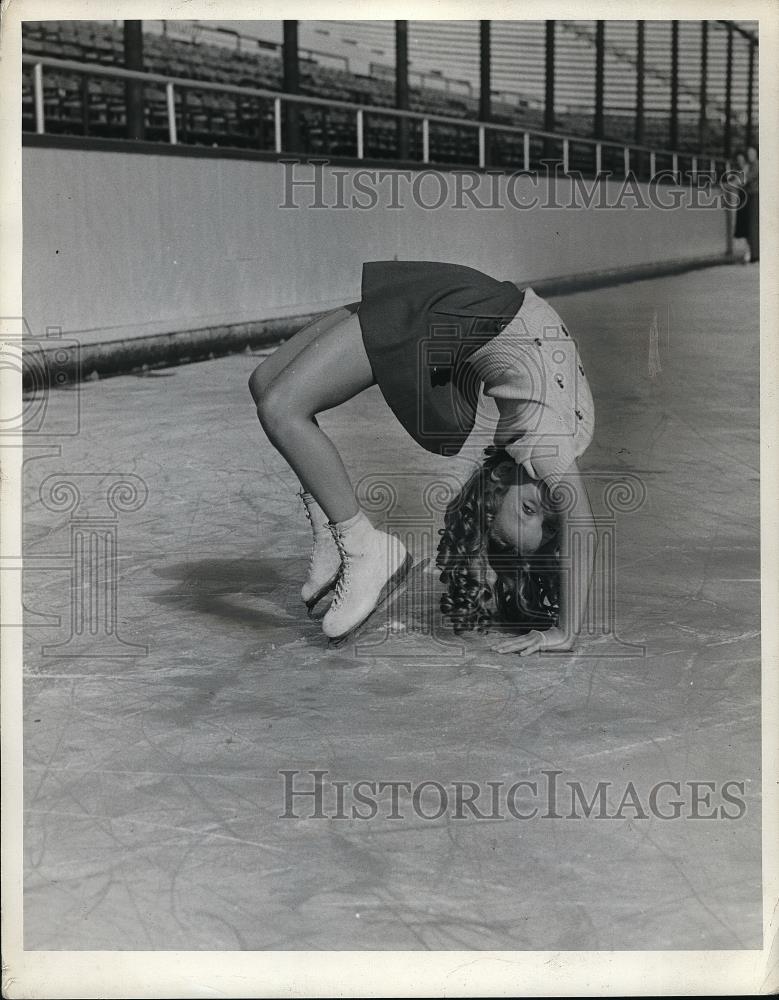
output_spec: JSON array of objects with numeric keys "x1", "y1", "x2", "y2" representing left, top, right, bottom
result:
[
  {"x1": 736, "y1": 153, "x2": 746, "y2": 168},
  {"x1": 490, "y1": 477, "x2": 545, "y2": 556},
  {"x1": 747, "y1": 147, "x2": 757, "y2": 163}
]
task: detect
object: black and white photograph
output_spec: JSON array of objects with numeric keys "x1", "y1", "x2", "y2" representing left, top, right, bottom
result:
[{"x1": 1, "y1": 1, "x2": 777, "y2": 996}]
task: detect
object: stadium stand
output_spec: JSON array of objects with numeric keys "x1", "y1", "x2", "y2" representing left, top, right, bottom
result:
[{"x1": 22, "y1": 19, "x2": 757, "y2": 167}]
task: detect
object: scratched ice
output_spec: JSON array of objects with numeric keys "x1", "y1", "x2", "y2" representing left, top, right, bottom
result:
[{"x1": 22, "y1": 266, "x2": 761, "y2": 950}]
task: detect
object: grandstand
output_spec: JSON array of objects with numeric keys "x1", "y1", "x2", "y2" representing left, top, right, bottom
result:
[{"x1": 22, "y1": 19, "x2": 758, "y2": 174}]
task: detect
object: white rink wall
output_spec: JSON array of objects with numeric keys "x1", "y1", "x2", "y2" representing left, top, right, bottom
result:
[{"x1": 23, "y1": 145, "x2": 730, "y2": 343}]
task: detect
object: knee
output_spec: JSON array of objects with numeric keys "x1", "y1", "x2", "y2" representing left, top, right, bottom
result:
[{"x1": 254, "y1": 378, "x2": 290, "y2": 440}]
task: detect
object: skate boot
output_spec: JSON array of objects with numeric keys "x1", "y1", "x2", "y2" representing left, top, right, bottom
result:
[
  {"x1": 322, "y1": 510, "x2": 413, "y2": 642},
  {"x1": 299, "y1": 491, "x2": 341, "y2": 612}
]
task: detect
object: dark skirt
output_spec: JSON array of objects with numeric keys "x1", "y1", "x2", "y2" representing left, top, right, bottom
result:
[{"x1": 357, "y1": 261, "x2": 525, "y2": 456}]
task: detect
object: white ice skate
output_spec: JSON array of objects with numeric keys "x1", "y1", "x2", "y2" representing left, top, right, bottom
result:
[
  {"x1": 299, "y1": 491, "x2": 341, "y2": 613},
  {"x1": 322, "y1": 511, "x2": 413, "y2": 642}
]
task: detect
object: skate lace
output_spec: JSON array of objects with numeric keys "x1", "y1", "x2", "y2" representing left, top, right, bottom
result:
[
  {"x1": 331, "y1": 532, "x2": 350, "y2": 610},
  {"x1": 299, "y1": 492, "x2": 318, "y2": 576}
]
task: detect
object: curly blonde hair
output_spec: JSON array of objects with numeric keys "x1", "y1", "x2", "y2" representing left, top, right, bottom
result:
[{"x1": 436, "y1": 446, "x2": 562, "y2": 635}]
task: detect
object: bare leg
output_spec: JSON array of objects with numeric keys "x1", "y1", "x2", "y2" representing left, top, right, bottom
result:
[
  {"x1": 251, "y1": 310, "x2": 375, "y2": 523},
  {"x1": 248, "y1": 304, "x2": 359, "y2": 402}
]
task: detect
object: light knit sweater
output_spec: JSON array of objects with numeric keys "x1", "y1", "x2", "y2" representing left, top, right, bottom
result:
[{"x1": 468, "y1": 288, "x2": 595, "y2": 480}]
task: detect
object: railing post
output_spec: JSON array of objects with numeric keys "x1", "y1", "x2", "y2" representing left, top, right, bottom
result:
[
  {"x1": 33, "y1": 62, "x2": 45, "y2": 134},
  {"x1": 283, "y1": 20, "x2": 301, "y2": 152},
  {"x1": 422, "y1": 117, "x2": 430, "y2": 163},
  {"x1": 396, "y1": 21, "x2": 410, "y2": 160},
  {"x1": 746, "y1": 38, "x2": 755, "y2": 148},
  {"x1": 166, "y1": 81, "x2": 177, "y2": 144},
  {"x1": 724, "y1": 22, "x2": 733, "y2": 159},
  {"x1": 672, "y1": 151, "x2": 678, "y2": 179},
  {"x1": 562, "y1": 136, "x2": 569, "y2": 174},
  {"x1": 635, "y1": 21, "x2": 645, "y2": 145},
  {"x1": 623, "y1": 146, "x2": 630, "y2": 177},
  {"x1": 479, "y1": 20, "x2": 491, "y2": 167},
  {"x1": 699, "y1": 20, "x2": 708, "y2": 151},
  {"x1": 650, "y1": 150, "x2": 656, "y2": 177},
  {"x1": 123, "y1": 20, "x2": 145, "y2": 140},
  {"x1": 595, "y1": 142, "x2": 602, "y2": 175},
  {"x1": 670, "y1": 19, "x2": 679, "y2": 149},
  {"x1": 356, "y1": 107, "x2": 364, "y2": 159},
  {"x1": 692, "y1": 155, "x2": 697, "y2": 177},
  {"x1": 479, "y1": 20, "x2": 491, "y2": 123},
  {"x1": 523, "y1": 132, "x2": 530, "y2": 171},
  {"x1": 274, "y1": 97, "x2": 282, "y2": 153},
  {"x1": 544, "y1": 19, "x2": 556, "y2": 159},
  {"x1": 594, "y1": 20, "x2": 604, "y2": 141}
]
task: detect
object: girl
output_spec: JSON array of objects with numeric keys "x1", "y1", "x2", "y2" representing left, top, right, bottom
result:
[{"x1": 248, "y1": 261, "x2": 595, "y2": 652}]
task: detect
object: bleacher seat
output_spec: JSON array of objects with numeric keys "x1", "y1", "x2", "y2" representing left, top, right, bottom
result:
[{"x1": 21, "y1": 19, "x2": 745, "y2": 162}]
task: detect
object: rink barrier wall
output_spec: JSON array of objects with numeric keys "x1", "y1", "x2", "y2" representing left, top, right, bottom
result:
[
  {"x1": 22, "y1": 139, "x2": 735, "y2": 386},
  {"x1": 22, "y1": 253, "x2": 735, "y2": 389}
]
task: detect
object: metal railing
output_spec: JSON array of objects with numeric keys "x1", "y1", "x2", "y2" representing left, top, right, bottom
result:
[{"x1": 22, "y1": 55, "x2": 732, "y2": 178}]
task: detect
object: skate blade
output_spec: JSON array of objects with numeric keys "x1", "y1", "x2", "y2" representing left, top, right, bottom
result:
[
  {"x1": 304, "y1": 576, "x2": 339, "y2": 616},
  {"x1": 327, "y1": 553, "x2": 415, "y2": 649}
]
